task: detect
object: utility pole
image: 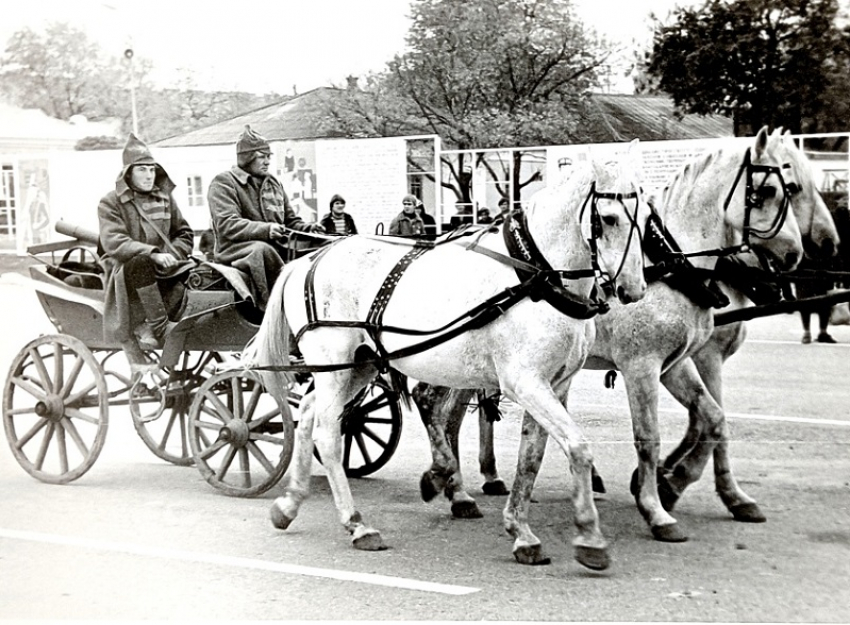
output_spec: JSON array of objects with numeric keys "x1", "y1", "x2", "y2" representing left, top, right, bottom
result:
[{"x1": 124, "y1": 47, "x2": 139, "y2": 135}]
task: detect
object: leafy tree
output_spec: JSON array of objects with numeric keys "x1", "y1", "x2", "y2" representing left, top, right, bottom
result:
[
  {"x1": 316, "y1": 0, "x2": 611, "y2": 204},
  {"x1": 646, "y1": 0, "x2": 850, "y2": 135},
  {"x1": 0, "y1": 22, "x2": 128, "y2": 122}
]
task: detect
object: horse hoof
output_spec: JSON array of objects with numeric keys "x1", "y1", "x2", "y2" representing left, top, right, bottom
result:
[
  {"x1": 592, "y1": 472, "x2": 606, "y2": 494},
  {"x1": 513, "y1": 544, "x2": 551, "y2": 565},
  {"x1": 574, "y1": 546, "x2": 610, "y2": 571},
  {"x1": 482, "y1": 480, "x2": 509, "y2": 496},
  {"x1": 731, "y1": 502, "x2": 767, "y2": 523},
  {"x1": 352, "y1": 530, "x2": 387, "y2": 551},
  {"x1": 420, "y1": 472, "x2": 440, "y2": 502},
  {"x1": 270, "y1": 504, "x2": 294, "y2": 530},
  {"x1": 651, "y1": 523, "x2": 688, "y2": 543},
  {"x1": 451, "y1": 500, "x2": 484, "y2": 519}
]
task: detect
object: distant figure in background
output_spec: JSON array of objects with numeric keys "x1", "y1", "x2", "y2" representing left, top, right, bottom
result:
[
  {"x1": 389, "y1": 194, "x2": 424, "y2": 237},
  {"x1": 795, "y1": 261, "x2": 837, "y2": 343},
  {"x1": 414, "y1": 199, "x2": 437, "y2": 239},
  {"x1": 477, "y1": 207, "x2": 493, "y2": 224},
  {"x1": 450, "y1": 202, "x2": 474, "y2": 229},
  {"x1": 98, "y1": 133, "x2": 194, "y2": 367},
  {"x1": 496, "y1": 197, "x2": 511, "y2": 219},
  {"x1": 320, "y1": 194, "x2": 358, "y2": 235},
  {"x1": 207, "y1": 125, "x2": 324, "y2": 311}
]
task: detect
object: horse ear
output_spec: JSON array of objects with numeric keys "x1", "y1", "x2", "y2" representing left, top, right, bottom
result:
[{"x1": 754, "y1": 126, "x2": 770, "y2": 158}]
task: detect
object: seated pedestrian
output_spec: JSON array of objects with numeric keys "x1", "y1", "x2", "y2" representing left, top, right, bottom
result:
[
  {"x1": 320, "y1": 194, "x2": 358, "y2": 235},
  {"x1": 98, "y1": 133, "x2": 194, "y2": 368},
  {"x1": 207, "y1": 126, "x2": 324, "y2": 310}
]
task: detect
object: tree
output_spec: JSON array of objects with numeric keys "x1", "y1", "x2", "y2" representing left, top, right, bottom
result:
[
  {"x1": 646, "y1": 0, "x2": 850, "y2": 135},
  {"x1": 0, "y1": 22, "x2": 128, "y2": 122},
  {"x1": 316, "y1": 0, "x2": 611, "y2": 204}
]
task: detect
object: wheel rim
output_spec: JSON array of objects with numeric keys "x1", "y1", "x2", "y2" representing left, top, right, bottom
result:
[
  {"x1": 189, "y1": 369, "x2": 294, "y2": 497},
  {"x1": 131, "y1": 351, "x2": 221, "y2": 466},
  {"x1": 3, "y1": 334, "x2": 108, "y2": 483}
]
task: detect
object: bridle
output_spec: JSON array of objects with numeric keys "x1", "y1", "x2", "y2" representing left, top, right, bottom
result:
[{"x1": 578, "y1": 181, "x2": 643, "y2": 292}]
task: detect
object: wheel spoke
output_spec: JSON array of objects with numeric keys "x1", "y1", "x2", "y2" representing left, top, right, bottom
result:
[
  {"x1": 229, "y1": 377, "x2": 244, "y2": 418},
  {"x1": 29, "y1": 348, "x2": 53, "y2": 393},
  {"x1": 9, "y1": 374, "x2": 48, "y2": 401},
  {"x1": 64, "y1": 381, "x2": 99, "y2": 406},
  {"x1": 204, "y1": 391, "x2": 233, "y2": 420},
  {"x1": 14, "y1": 417, "x2": 49, "y2": 449},
  {"x1": 250, "y1": 432, "x2": 288, "y2": 445},
  {"x1": 242, "y1": 384, "x2": 263, "y2": 421},
  {"x1": 52, "y1": 343, "x2": 65, "y2": 394},
  {"x1": 245, "y1": 441, "x2": 277, "y2": 474},
  {"x1": 34, "y1": 422, "x2": 55, "y2": 470},
  {"x1": 238, "y1": 448, "x2": 251, "y2": 488},
  {"x1": 56, "y1": 422, "x2": 69, "y2": 473},
  {"x1": 215, "y1": 445, "x2": 238, "y2": 480},
  {"x1": 197, "y1": 438, "x2": 228, "y2": 461},
  {"x1": 59, "y1": 354, "x2": 85, "y2": 399},
  {"x1": 62, "y1": 417, "x2": 91, "y2": 458},
  {"x1": 247, "y1": 408, "x2": 282, "y2": 430}
]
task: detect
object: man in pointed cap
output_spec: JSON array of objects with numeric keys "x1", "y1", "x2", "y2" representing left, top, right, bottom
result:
[
  {"x1": 207, "y1": 125, "x2": 325, "y2": 310},
  {"x1": 98, "y1": 133, "x2": 194, "y2": 368}
]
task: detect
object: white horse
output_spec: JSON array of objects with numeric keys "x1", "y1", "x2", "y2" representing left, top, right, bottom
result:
[
  {"x1": 414, "y1": 127, "x2": 817, "y2": 550},
  {"x1": 241, "y1": 144, "x2": 650, "y2": 570}
]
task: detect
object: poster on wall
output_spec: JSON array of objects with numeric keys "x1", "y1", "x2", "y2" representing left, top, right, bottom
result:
[
  {"x1": 17, "y1": 159, "x2": 52, "y2": 251},
  {"x1": 276, "y1": 143, "x2": 318, "y2": 222}
]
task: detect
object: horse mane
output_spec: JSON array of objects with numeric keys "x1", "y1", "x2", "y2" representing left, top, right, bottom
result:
[{"x1": 660, "y1": 148, "x2": 723, "y2": 209}]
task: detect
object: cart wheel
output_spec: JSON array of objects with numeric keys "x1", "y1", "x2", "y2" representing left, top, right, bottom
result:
[
  {"x1": 189, "y1": 369, "x2": 294, "y2": 497},
  {"x1": 306, "y1": 378, "x2": 403, "y2": 478},
  {"x1": 3, "y1": 334, "x2": 108, "y2": 483},
  {"x1": 131, "y1": 351, "x2": 221, "y2": 466}
]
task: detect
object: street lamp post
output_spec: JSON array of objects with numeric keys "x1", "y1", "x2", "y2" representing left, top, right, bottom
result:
[{"x1": 124, "y1": 47, "x2": 139, "y2": 135}]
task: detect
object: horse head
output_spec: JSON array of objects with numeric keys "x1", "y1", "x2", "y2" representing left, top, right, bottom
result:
[
  {"x1": 723, "y1": 126, "x2": 803, "y2": 272},
  {"x1": 586, "y1": 140, "x2": 649, "y2": 304},
  {"x1": 775, "y1": 129, "x2": 840, "y2": 262}
]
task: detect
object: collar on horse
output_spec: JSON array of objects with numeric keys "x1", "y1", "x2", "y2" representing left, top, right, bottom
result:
[{"x1": 501, "y1": 208, "x2": 609, "y2": 319}]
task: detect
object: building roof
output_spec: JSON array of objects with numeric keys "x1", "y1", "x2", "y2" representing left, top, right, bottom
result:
[
  {"x1": 153, "y1": 88, "x2": 733, "y2": 149},
  {"x1": 154, "y1": 88, "x2": 338, "y2": 148},
  {"x1": 589, "y1": 93, "x2": 733, "y2": 142},
  {"x1": 0, "y1": 103, "x2": 119, "y2": 149}
]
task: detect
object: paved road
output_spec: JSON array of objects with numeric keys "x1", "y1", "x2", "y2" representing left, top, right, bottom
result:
[{"x1": 1, "y1": 275, "x2": 849, "y2": 622}]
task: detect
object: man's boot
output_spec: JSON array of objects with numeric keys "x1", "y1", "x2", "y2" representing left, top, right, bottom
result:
[{"x1": 136, "y1": 284, "x2": 177, "y2": 349}]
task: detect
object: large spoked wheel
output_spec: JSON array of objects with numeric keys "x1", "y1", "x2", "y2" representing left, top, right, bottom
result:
[
  {"x1": 130, "y1": 351, "x2": 221, "y2": 466},
  {"x1": 306, "y1": 377, "x2": 403, "y2": 478},
  {"x1": 3, "y1": 334, "x2": 109, "y2": 483},
  {"x1": 188, "y1": 369, "x2": 295, "y2": 497}
]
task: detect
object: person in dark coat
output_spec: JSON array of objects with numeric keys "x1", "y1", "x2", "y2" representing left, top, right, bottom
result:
[
  {"x1": 414, "y1": 199, "x2": 437, "y2": 239},
  {"x1": 389, "y1": 194, "x2": 424, "y2": 237},
  {"x1": 207, "y1": 126, "x2": 324, "y2": 310},
  {"x1": 320, "y1": 194, "x2": 358, "y2": 235},
  {"x1": 98, "y1": 133, "x2": 194, "y2": 368}
]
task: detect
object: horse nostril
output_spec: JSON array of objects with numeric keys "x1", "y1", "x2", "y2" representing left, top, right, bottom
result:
[
  {"x1": 616, "y1": 285, "x2": 631, "y2": 304},
  {"x1": 784, "y1": 252, "x2": 799, "y2": 271}
]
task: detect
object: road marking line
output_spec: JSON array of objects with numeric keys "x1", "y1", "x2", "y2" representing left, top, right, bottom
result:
[
  {"x1": 0, "y1": 528, "x2": 479, "y2": 596},
  {"x1": 747, "y1": 339, "x2": 850, "y2": 348},
  {"x1": 577, "y1": 404, "x2": 850, "y2": 427}
]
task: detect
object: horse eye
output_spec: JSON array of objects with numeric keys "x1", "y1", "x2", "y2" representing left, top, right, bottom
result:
[
  {"x1": 760, "y1": 186, "x2": 777, "y2": 199},
  {"x1": 786, "y1": 182, "x2": 800, "y2": 195},
  {"x1": 602, "y1": 214, "x2": 618, "y2": 227}
]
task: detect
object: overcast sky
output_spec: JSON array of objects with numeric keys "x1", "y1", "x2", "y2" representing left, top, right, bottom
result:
[{"x1": 1, "y1": 0, "x2": 691, "y2": 95}]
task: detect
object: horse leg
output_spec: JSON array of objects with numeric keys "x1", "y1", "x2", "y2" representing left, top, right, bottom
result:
[
  {"x1": 508, "y1": 375, "x2": 609, "y2": 570},
  {"x1": 478, "y1": 393, "x2": 509, "y2": 496},
  {"x1": 503, "y1": 411, "x2": 550, "y2": 565},
  {"x1": 270, "y1": 385, "x2": 316, "y2": 531},
  {"x1": 690, "y1": 346, "x2": 766, "y2": 523},
  {"x1": 620, "y1": 363, "x2": 686, "y2": 542},
  {"x1": 412, "y1": 384, "x2": 482, "y2": 518}
]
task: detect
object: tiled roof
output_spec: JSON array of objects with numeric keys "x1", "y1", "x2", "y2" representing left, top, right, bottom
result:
[
  {"x1": 153, "y1": 88, "x2": 733, "y2": 148},
  {"x1": 153, "y1": 88, "x2": 341, "y2": 148},
  {"x1": 588, "y1": 93, "x2": 733, "y2": 142}
]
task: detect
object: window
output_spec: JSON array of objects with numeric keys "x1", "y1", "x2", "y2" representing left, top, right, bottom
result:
[{"x1": 186, "y1": 175, "x2": 205, "y2": 207}]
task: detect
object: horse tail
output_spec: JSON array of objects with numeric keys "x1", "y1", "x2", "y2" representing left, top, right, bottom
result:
[{"x1": 239, "y1": 264, "x2": 297, "y2": 400}]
